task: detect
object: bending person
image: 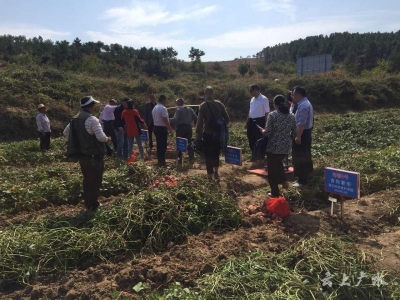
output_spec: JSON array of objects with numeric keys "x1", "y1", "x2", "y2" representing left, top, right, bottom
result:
[{"x1": 260, "y1": 95, "x2": 296, "y2": 197}]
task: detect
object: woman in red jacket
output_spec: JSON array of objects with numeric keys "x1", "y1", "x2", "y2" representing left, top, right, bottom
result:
[{"x1": 121, "y1": 99, "x2": 147, "y2": 161}]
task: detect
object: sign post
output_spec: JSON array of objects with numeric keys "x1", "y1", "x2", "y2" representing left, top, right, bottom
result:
[
  {"x1": 141, "y1": 130, "x2": 149, "y2": 157},
  {"x1": 176, "y1": 137, "x2": 188, "y2": 168},
  {"x1": 325, "y1": 167, "x2": 360, "y2": 218},
  {"x1": 225, "y1": 146, "x2": 242, "y2": 166}
]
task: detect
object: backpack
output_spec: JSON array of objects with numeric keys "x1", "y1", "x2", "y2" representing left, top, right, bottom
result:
[
  {"x1": 205, "y1": 102, "x2": 229, "y2": 153},
  {"x1": 206, "y1": 102, "x2": 221, "y2": 132}
]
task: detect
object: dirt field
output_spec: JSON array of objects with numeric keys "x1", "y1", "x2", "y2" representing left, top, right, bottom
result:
[{"x1": 1, "y1": 150, "x2": 399, "y2": 300}]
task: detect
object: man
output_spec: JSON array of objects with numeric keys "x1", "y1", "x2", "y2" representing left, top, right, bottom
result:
[
  {"x1": 245, "y1": 84, "x2": 270, "y2": 155},
  {"x1": 143, "y1": 94, "x2": 157, "y2": 151},
  {"x1": 63, "y1": 96, "x2": 110, "y2": 211},
  {"x1": 194, "y1": 96, "x2": 204, "y2": 116},
  {"x1": 169, "y1": 98, "x2": 197, "y2": 163},
  {"x1": 36, "y1": 104, "x2": 51, "y2": 152},
  {"x1": 152, "y1": 94, "x2": 173, "y2": 167},
  {"x1": 113, "y1": 98, "x2": 129, "y2": 159},
  {"x1": 99, "y1": 99, "x2": 118, "y2": 150},
  {"x1": 291, "y1": 86, "x2": 314, "y2": 187},
  {"x1": 196, "y1": 86, "x2": 229, "y2": 181}
]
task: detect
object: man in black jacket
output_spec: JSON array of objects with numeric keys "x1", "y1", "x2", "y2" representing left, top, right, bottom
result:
[
  {"x1": 142, "y1": 94, "x2": 157, "y2": 151},
  {"x1": 114, "y1": 98, "x2": 129, "y2": 159},
  {"x1": 64, "y1": 96, "x2": 110, "y2": 211}
]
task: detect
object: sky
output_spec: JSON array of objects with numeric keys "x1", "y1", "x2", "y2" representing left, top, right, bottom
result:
[{"x1": 0, "y1": 0, "x2": 400, "y2": 62}]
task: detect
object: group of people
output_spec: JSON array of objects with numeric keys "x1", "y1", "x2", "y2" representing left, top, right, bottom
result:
[
  {"x1": 35, "y1": 84, "x2": 313, "y2": 211},
  {"x1": 245, "y1": 85, "x2": 314, "y2": 197}
]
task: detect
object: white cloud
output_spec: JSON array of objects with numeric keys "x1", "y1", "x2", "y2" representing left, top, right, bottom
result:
[
  {"x1": 253, "y1": 0, "x2": 296, "y2": 21},
  {"x1": 103, "y1": 1, "x2": 218, "y2": 33},
  {"x1": 87, "y1": 7, "x2": 400, "y2": 61},
  {"x1": 0, "y1": 23, "x2": 70, "y2": 40}
]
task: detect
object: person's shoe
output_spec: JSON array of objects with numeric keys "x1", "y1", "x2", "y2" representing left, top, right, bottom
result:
[
  {"x1": 213, "y1": 171, "x2": 220, "y2": 181},
  {"x1": 292, "y1": 181, "x2": 306, "y2": 188},
  {"x1": 282, "y1": 181, "x2": 290, "y2": 189},
  {"x1": 267, "y1": 193, "x2": 279, "y2": 197}
]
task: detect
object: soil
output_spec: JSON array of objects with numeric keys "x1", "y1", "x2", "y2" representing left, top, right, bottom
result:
[{"x1": 1, "y1": 157, "x2": 399, "y2": 300}]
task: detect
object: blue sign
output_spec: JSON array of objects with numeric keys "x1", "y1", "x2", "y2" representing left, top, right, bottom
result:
[
  {"x1": 325, "y1": 167, "x2": 360, "y2": 199},
  {"x1": 141, "y1": 130, "x2": 149, "y2": 142},
  {"x1": 176, "y1": 137, "x2": 188, "y2": 152},
  {"x1": 225, "y1": 146, "x2": 242, "y2": 166}
]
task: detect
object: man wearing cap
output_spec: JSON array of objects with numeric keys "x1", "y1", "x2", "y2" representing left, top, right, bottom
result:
[
  {"x1": 169, "y1": 98, "x2": 197, "y2": 163},
  {"x1": 152, "y1": 94, "x2": 173, "y2": 167},
  {"x1": 99, "y1": 99, "x2": 118, "y2": 151},
  {"x1": 142, "y1": 94, "x2": 157, "y2": 151},
  {"x1": 245, "y1": 84, "x2": 270, "y2": 156},
  {"x1": 36, "y1": 104, "x2": 51, "y2": 152},
  {"x1": 63, "y1": 96, "x2": 110, "y2": 211}
]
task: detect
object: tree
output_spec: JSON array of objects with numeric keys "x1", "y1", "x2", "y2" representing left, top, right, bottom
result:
[
  {"x1": 188, "y1": 47, "x2": 205, "y2": 62},
  {"x1": 256, "y1": 64, "x2": 268, "y2": 77},
  {"x1": 238, "y1": 63, "x2": 250, "y2": 77}
]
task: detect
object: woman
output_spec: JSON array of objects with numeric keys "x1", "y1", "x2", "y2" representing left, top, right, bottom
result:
[
  {"x1": 121, "y1": 99, "x2": 147, "y2": 161},
  {"x1": 260, "y1": 95, "x2": 297, "y2": 197},
  {"x1": 36, "y1": 104, "x2": 51, "y2": 152}
]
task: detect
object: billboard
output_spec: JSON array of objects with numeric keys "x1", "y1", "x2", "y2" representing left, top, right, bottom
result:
[{"x1": 296, "y1": 54, "x2": 332, "y2": 76}]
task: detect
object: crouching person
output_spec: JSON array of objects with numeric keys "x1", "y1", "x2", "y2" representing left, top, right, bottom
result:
[{"x1": 64, "y1": 96, "x2": 110, "y2": 211}]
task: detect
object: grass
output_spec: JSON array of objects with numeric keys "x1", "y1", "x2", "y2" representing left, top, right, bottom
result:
[
  {"x1": 192, "y1": 236, "x2": 400, "y2": 300},
  {"x1": 1, "y1": 109, "x2": 400, "y2": 297},
  {"x1": 0, "y1": 175, "x2": 240, "y2": 287}
]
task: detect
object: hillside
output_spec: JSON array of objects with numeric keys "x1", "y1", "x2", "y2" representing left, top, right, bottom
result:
[
  {"x1": 257, "y1": 31, "x2": 400, "y2": 74},
  {"x1": 1, "y1": 62, "x2": 400, "y2": 140}
]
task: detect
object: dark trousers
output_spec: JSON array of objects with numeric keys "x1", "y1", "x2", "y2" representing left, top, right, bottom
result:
[
  {"x1": 292, "y1": 129, "x2": 313, "y2": 184},
  {"x1": 79, "y1": 158, "x2": 104, "y2": 210},
  {"x1": 103, "y1": 120, "x2": 117, "y2": 150},
  {"x1": 247, "y1": 117, "x2": 265, "y2": 153},
  {"x1": 176, "y1": 124, "x2": 194, "y2": 160},
  {"x1": 154, "y1": 126, "x2": 168, "y2": 166},
  {"x1": 203, "y1": 133, "x2": 221, "y2": 174},
  {"x1": 39, "y1": 132, "x2": 51, "y2": 151},
  {"x1": 148, "y1": 123, "x2": 154, "y2": 149},
  {"x1": 267, "y1": 153, "x2": 287, "y2": 197}
]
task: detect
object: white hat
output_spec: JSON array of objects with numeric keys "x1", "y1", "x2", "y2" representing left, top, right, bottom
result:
[
  {"x1": 37, "y1": 104, "x2": 46, "y2": 109},
  {"x1": 80, "y1": 96, "x2": 100, "y2": 107}
]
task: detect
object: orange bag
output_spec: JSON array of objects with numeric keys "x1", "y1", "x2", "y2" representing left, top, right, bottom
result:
[{"x1": 266, "y1": 197, "x2": 290, "y2": 218}]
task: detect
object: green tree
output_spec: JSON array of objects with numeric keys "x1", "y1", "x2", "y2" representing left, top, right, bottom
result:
[
  {"x1": 238, "y1": 62, "x2": 250, "y2": 77},
  {"x1": 188, "y1": 47, "x2": 205, "y2": 62},
  {"x1": 255, "y1": 64, "x2": 268, "y2": 77}
]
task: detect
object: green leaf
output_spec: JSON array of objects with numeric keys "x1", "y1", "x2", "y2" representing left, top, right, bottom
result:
[{"x1": 132, "y1": 282, "x2": 145, "y2": 293}]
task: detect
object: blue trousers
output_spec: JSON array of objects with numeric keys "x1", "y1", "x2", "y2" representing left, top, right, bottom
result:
[{"x1": 116, "y1": 130, "x2": 128, "y2": 159}]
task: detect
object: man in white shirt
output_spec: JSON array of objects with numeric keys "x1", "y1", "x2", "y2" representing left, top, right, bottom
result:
[
  {"x1": 36, "y1": 104, "x2": 51, "y2": 152},
  {"x1": 99, "y1": 99, "x2": 118, "y2": 150},
  {"x1": 63, "y1": 96, "x2": 110, "y2": 211},
  {"x1": 245, "y1": 84, "x2": 270, "y2": 155},
  {"x1": 152, "y1": 94, "x2": 173, "y2": 167}
]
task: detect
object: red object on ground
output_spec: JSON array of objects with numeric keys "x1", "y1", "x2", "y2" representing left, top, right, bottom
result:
[
  {"x1": 128, "y1": 151, "x2": 138, "y2": 163},
  {"x1": 266, "y1": 197, "x2": 290, "y2": 218},
  {"x1": 248, "y1": 167, "x2": 294, "y2": 177}
]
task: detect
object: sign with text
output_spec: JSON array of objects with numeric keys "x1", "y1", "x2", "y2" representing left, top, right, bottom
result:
[
  {"x1": 176, "y1": 137, "x2": 188, "y2": 152},
  {"x1": 325, "y1": 167, "x2": 360, "y2": 199},
  {"x1": 225, "y1": 146, "x2": 242, "y2": 166},
  {"x1": 141, "y1": 130, "x2": 149, "y2": 142}
]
